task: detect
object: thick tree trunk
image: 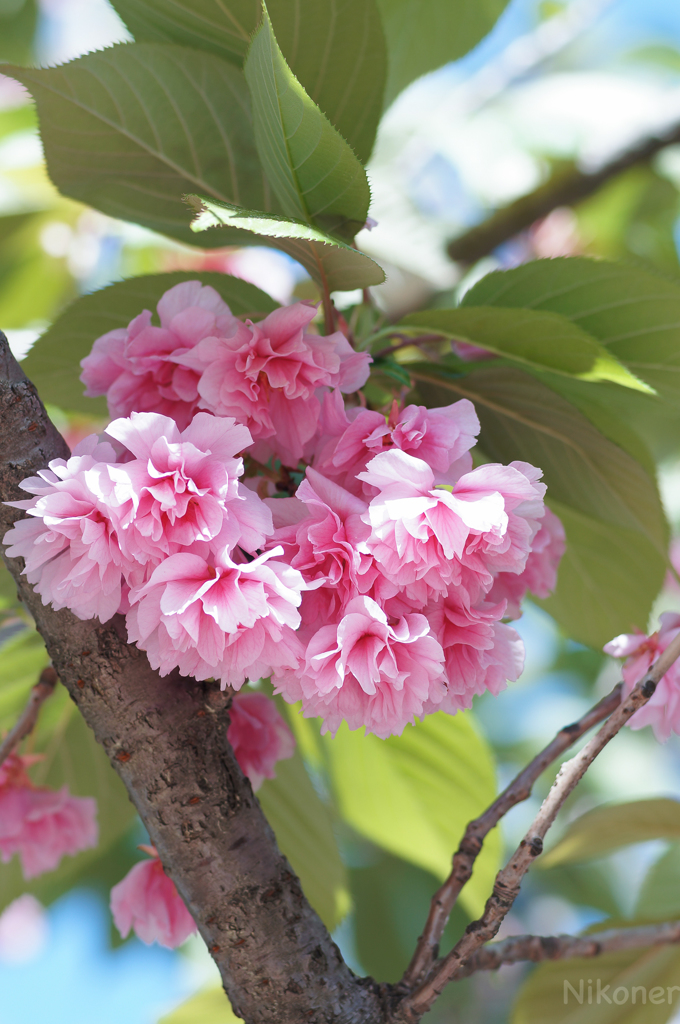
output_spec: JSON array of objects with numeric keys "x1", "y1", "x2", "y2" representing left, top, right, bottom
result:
[{"x1": 0, "y1": 334, "x2": 385, "y2": 1024}]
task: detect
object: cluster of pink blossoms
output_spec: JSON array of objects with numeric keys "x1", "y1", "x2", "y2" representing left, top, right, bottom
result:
[{"x1": 5, "y1": 281, "x2": 566, "y2": 741}]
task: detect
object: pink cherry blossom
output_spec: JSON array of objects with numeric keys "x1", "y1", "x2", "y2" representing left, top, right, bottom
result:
[
  {"x1": 3, "y1": 436, "x2": 128, "y2": 622},
  {"x1": 110, "y1": 846, "x2": 196, "y2": 948},
  {"x1": 604, "y1": 613, "x2": 680, "y2": 741},
  {"x1": 80, "y1": 281, "x2": 240, "y2": 428},
  {"x1": 270, "y1": 468, "x2": 376, "y2": 634},
  {"x1": 421, "y1": 598, "x2": 525, "y2": 715},
  {"x1": 0, "y1": 754, "x2": 98, "y2": 880},
  {"x1": 178, "y1": 303, "x2": 371, "y2": 466},
  {"x1": 126, "y1": 548, "x2": 305, "y2": 688},
  {"x1": 357, "y1": 450, "x2": 546, "y2": 597},
  {"x1": 275, "y1": 595, "x2": 446, "y2": 738},
  {"x1": 227, "y1": 692, "x2": 295, "y2": 790},
  {"x1": 313, "y1": 397, "x2": 480, "y2": 494},
  {"x1": 489, "y1": 506, "x2": 565, "y2": 618},
  {"x1": 105, "y1": 411, "x2": 270, "y2": 559}
]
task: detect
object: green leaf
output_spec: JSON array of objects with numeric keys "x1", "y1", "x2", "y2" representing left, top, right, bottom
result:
[
  {"x1": 257, "y1": 748, "x2": 350, "y2": 931},
  {"x1": 349, "y1": 850, "x2": 471, "y2": 983},
  {"x1": 108, "y1": 0, "x2": 258, "y2": 67},
  {"x1": 537, "y1": 501, "x2": 666, "y2": 650},
  {"x1": 323, "y1": 710, "x2": 500, "y2": 918},
  {"x1": 0, "y1": 628, "x2": 49, "y2": 735},
  {"x1": 244, "y1": 7, "x2": 370, "y2": 239},
  {"x1": 22, "y1": 272, "x2": 278, "y2": 416},
  {"x1": 3, "y1": 44, "x2": 275, "y2": 248},
  {"x1": 159, "y1": 987, "x2": 242, "y2": 1024},
  {"x1": 409, "y1": 365, "x2": 667, "y2": 551},
  {"x1": 461, "y1": 257, "x2": 680, "y2": 403},
  {"x1": 377, "y1": 0, "x2": 511, "y2": 106},
  {"x1": 189, "y1": 197, "x2": 385, "y2": 292},
  {"x1": 541, "y1": 800, "x2": 680, "y2": 868},
  {"x1": 512, "y1": 942, "x2": 680, "y2": 1024},
  {"x1": 266, "y1": 0, "x2": 386, "y2": 164},
  {"x1": 0, "y1": 0, "x2": 38, "y2": 64},
  {"x1": 636, "y1": 845, "x2": 680, "y2": 922},
  {"x1": 112, "y1": 0, "x2": 387, "y2": 164},
  {"x1": 0, "y1": 689, "x2": 137, "y2": 913},
  {"x1": 399, "y1": 307, "x2": 651, "y2": 391}
]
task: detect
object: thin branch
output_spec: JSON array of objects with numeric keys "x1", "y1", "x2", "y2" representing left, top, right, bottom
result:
[
  {"x1": 454, "y1": 921, "x2": 680, "y2": 979},
  {"x1": 0, "y1": 665, "x2": 57, "y2": 766},
  {"x1": 401, "y1": 682, "x2": 623, "y2": 989},
  {"x1": 398, "y1": 633, "x2": 680, "y2": 1021},
  {"x1": 446, "y1": 119, "x2": 680, "y2": 265}
]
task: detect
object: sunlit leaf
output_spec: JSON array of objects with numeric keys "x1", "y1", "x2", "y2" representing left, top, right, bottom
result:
[
  {"x1": 189, "y1": 197, "x2": 385, "y2": 292},
  {"x1": 377, "y1": 0, "x2": 510, "y2": 105},
  {"x1": 244, "y1": 8, "x2": 370, "y2": 239},
  {"x1": 636, "y1": 845, "x2": 680, "y2": 922},
  {"x1": 462, "y1": 257, "x2": 680, "y2": 402},
  {"x1": 112, "y1": 0, "x2": 387, "y2": 163},
  {"x1": 513, "y1": 941, "x2": 680, "y2": 1024},
  {"x1": 22, "y1": 272, "x2": 278, "y2": 416},
  {"x1": 109, "y1": 0, "x2": 257, "y2": 66},
  {"x1": 3, "y1": 45, "x2": 274, "y2": 248},
  {"x1": 399, "y1": 307, "x2": 651, "y2": 391},
  {"x1": 323, "y1": 710, "x2": 500, "y2": 917},
  {"x1": 542, "y1": 800, "x2": 680, "y2": 868}
]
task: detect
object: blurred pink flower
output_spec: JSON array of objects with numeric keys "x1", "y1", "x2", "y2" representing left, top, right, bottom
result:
[
  {"x1": 0, "y1": 754, "x2": 97, "y2": 880},
  {"x1": 227, "y1": 692, "x2": 295, "y2": 790},
  {"x1": 81, "y1": 281, "x2": 239, "y2": 428},
  {"x1": 604, "y1": 612, "x2": 680, "y2": 741},
  {"x1": 110, "y1": 846, "x2": 196, "y2": 948}
]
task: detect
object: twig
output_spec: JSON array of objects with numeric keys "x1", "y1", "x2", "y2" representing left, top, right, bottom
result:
[
  {"x1": 453, "y1": 921, "x2": 680, "y2": 979},
  {"x1": 398, "y1": 632, "x2": 680, "y2": 1021},
  {"x1": 0, "y1": 665, "x2": 58, "y2": 766},
  {"x1": 446, "y1": 119, "x2": 680, "y2": 264},
  {"x1": 401, "y1": 683, "x2": 623, "y2": 988}
]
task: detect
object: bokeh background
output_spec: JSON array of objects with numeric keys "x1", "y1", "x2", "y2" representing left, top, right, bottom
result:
[{"x1": 4, "y1": 0, "x2": 680, "y2": 1021}]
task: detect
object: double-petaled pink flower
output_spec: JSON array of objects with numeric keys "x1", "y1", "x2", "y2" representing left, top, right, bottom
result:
[
  {"x1": 126, "y1": 548, "x2": 305, "y2": 689},
  {"x1": 176, "y1": 302, "x2": 371, "y2": 466},
  {"x1": 81, "y1": 281, "x2": 239, "y2": 428},
  {"x1": 227, "y1": 692, "x2": 295, "y2": 790},
  {"x1": 276, "y1": 595, "x2": 446, "y2": 738},
  {"x1": 0, "y1": 754, "x2": 98, "y2": 879},
  {"x1": 4, "y1": 436, "x2": 127, "y2": 622}
]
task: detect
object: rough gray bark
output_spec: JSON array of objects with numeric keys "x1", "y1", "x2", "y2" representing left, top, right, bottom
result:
[{"x1": 0, "y1": 334, "x2": 384, "y2": 1024}]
